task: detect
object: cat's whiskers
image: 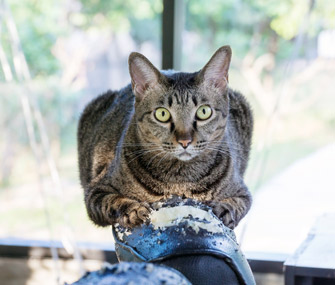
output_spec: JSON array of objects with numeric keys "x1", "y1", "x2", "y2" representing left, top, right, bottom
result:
[
  {"x1": 126, "y1": 147, "x2": 161, "y2": 156},
  {"x1": 127, "y1": 148, "x2": 163, "y2": 164},
  {"x1": 215, "y1": 144, "x2": 246, "y2": 153},
  {"x1": 208, "y1": 141, "x2": 246, "y2": 152},
  {"x1": 146, "y1": 150, "x2": 166, "y2": 168},
  {"x1": 209, "y1": 140, "x2": 244, "y2": 147},
  {"x1": 118, "y1": 142, "x2": 158, "y2": 148},
  {"x1": 207, "y1": 141, "x2": 247, "y2": 156},
  {"x1": 163, "y1": 147, "x2": 181, "y2": 153},
  {"x1": 205, "y1": 147, "x2": 233, "y2": 159},
  {"x1": 205, "y1": 146, "x2": 247, "y2": 162},
  {"x1": 157, "y1": 152, "x2": 170, "y2": 165}
]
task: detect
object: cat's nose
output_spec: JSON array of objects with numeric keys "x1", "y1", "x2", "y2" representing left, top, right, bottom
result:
[{"x1": 178, "y1": 139, "x2": 192, "y2": 149}]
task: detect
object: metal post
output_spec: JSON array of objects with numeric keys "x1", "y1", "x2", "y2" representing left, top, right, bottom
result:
[{"x1": 162, "y1": 0, "x2": 184, "y2": 70}]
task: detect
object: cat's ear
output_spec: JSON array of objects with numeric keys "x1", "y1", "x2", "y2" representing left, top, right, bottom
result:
[
  {"x1": 197, "y1": 45, "x2": 232, "y2": 92},
  {"x1": 128, "y1": 52, "x2": 164, "y2": 101}
]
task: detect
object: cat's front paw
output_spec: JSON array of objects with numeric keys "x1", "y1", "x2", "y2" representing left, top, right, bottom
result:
[
  {"x1": 118, "y1": 201, "x2": 151, "y2": 228},
  {"x1": 207, "y1": 201, "x2": 236, "y2": 229}
]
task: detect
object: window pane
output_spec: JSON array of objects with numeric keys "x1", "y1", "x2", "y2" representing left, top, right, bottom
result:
[
  {"x1": 0, "y1": 0, "x2": 162, "y2": 244},
  {"x1": 183, "y1": 0, "x2": 335, "y2": 254}
]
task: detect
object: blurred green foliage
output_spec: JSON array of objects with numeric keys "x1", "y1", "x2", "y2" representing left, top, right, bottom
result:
[
  {"x1": 4, "y1": 0, "x2": 162, "y2": 78},
  {"x1": 186, "y1": 0, "x2": 335, "y2": 58},
  {"x1": 7, "y1": 0, "x2": 65, "y2": 76},
  {"x1": 4, "y1": 0, "x2": 334, "y2": 77}
]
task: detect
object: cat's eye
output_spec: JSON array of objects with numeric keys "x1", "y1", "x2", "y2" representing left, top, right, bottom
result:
[
  {"x1": 196, "y1": 105, "x2": 212, "y2": 120},
  {"x1": 155, "y1": 108, "x2": 171, "y2": 122}
]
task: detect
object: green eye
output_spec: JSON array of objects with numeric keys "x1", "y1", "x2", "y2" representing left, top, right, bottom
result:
[
  {"x1": 155, "y1": 108, "x2": 171, "y2": 122},
  {"x1": 196, "y1": 105, "x2": 212, "y2": 120}
]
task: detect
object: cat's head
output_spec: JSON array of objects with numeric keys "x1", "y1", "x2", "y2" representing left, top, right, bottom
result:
[{"x1": 128, "y1": 46, "x2": 231, "y2": 161}]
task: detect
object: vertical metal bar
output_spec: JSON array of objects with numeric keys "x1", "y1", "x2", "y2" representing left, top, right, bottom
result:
[
  {"x1": 284, "y1": 266, "x2": 296, "y2": 285},
  {"x1": 162, "y1": 0, "x2": 184, "y2": 70},
  {"x1": 162, "y1": 0, "x2": 174, "y2": 69}
]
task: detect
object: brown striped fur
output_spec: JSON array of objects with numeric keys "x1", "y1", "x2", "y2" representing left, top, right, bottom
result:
[{"x1": 77, "y1": 46, "x2": 253, "y2": 229}]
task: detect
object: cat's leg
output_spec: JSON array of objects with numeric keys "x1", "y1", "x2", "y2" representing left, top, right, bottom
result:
[
  {"x1": 206, "y1": 187, "x2": 252, "y2": 229},
  {"x1": 84, "y1": 184, "x2": 151, "y2": 228}
]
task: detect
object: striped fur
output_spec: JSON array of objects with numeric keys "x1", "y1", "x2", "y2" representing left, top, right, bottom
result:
[{"x1": 77, "y1": 47, "x2": 253, "y2": 229}]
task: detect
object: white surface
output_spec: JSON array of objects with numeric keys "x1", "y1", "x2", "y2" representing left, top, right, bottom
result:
[
  {"x1": 285, "y1": 213, "x2": 335, "y2": 268},
  {"x1": 150, "y1": 205, "x2": 223, "y2": 234},
  {"x1": 236, "y1": 143, "x2": 335, "y2": 254}
]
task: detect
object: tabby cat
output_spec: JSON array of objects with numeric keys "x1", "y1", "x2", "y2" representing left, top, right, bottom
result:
[{"x1": 78, "y1": 46, "x2": 253, "y2": 229}]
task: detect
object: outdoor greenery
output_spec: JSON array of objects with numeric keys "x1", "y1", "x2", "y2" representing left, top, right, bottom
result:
[
  {"x1": 0, "y1": 0, "x2": 334, "y2": 242},
  {"x1": 4, "y1": 0, "x2": 334, "y2": 77}
]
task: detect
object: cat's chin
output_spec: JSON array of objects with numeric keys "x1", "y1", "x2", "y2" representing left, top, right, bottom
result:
[{"x1": 176, "y1": 152, "x2": 196, "y2": 161}]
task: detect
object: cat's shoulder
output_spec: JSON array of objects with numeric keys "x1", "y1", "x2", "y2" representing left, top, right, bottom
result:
[
  {"x1": 228, "y1": 88, "x2": 249, "y2": 106},
  {"x1": 227, "y1": 88, "x2": 253, "y2": 121},
  {"x1": 81, "y1": 85, "x2": 133, "y2": 116}
]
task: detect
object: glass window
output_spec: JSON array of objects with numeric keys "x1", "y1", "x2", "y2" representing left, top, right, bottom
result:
[
  {"x1": 0, "y1": 0, "x2": 162, "y2": 244},
  {"x1": 183, "y1": 0, "x2": 335, "y2": 254}
]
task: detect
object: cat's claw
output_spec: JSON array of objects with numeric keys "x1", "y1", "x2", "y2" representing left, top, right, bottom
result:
[
  {"x1": 119, "y1": 202, "x2": 151, "y2": 228},
  {"x1": 206, "y1": 201, "x2": 236, "y2": 229}
]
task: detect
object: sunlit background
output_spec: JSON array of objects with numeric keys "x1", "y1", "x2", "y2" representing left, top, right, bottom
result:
[{"x1": 0, "y1": 0, "x2": 334, "y2": 284}]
